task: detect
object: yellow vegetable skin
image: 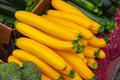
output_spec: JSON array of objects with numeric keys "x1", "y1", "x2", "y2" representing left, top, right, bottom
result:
[
  {"x1": 86, "y1": 58, "x2": 98, "y2": 70},
  {"x1": 42, "y1": 15, "x2": 93, "y2": 40},
  {"x1": 88, "y1": 36, "x2": 107, "y2": 48},
  {"x1": 7, "y1": 55, "x2": 23, "y2": 67},
  {"x1": 83, "y1": 45, "x2": 100, "y2": 58},
  {"x1": 97, "y1": 49, "x2": 106, "y2": 59},
  {"x1": 16, "y1": 22, "x2": 78, "y2": 51},
  {"x1": 15, "y1": 37, "x2": 73, "y2": 76},
  {"x1": 54, "y1": 50, "x2": 96, "y2": 80},
  {"x1": 41, "y1": 74, "x2": 52, "y2": 80},
  {"x1": 12, "y1": 49, "x2": 62, "y2": 80},
  {"x1": 51, "y1": 0, "x2": 103, "y2": 34},
  {"x1": 15, "y1": 11, "x2": 78, "y2": 41},
  {"x1": 47, "y1": 10, "x2": 91, "y2": 29}
]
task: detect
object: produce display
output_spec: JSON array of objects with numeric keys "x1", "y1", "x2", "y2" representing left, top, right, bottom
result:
[{"x1": 0, "y1": 0, "x2": 120, "y2": 80}]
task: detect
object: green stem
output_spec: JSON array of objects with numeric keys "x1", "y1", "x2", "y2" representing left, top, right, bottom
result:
[
  {"x1": 94, "y1": 48, "x2": 100, "y2": 58},
  {"x1": 92, "y1": 62, "x2": 98, "y2": 69},
  {"x1": 98, "y1": 25, "x2": 104, "y2": 34},
  {"x1": 103, "y1": 37, "x2": 110, "y2": 44},
  {"x1": 92, "y1": 75, "x2": 97, "y2": 80},
  {"x1": 58, "y1": 75, "x2": 63, "y2": 80},
  {"x1": 77, "y1": 34, "x2": 83, "y2": 40},
  {"x1": 72, "y1": 40, "x2": 79, "y2": 49},
  {"x1": 76, "y1": 45, "x2": 84, "y2": 53},
  {"x1": 68, "y1": 69, "x2": 75, "y2": 78}
]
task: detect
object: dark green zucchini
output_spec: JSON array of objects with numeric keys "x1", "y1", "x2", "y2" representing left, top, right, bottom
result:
[
  {"x1": 0, "y1": 14, "x2": 5, "y2": 23},
  {"x1": 88, "y1": 0, "x2": 103, "y2": 7},
  {"x1": 0, "y1": 0, "x2": 24, "y2": 9},
  {"x1": 4, "y1": 0, "x2": 26, "y2": 9},
  {"x1": 0, "y1": 3, "x2": 20, "y2": 17},
  {"x1": 66, "y1": 1, "x2": 114, "y2": 33},
  {"x1": 67, "y1": 0, "x2": 99, "y2": 13}
]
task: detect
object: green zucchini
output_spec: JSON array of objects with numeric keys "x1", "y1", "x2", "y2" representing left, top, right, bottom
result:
[
  {"x1": 0, "y1": 0, "x2": 24, "y2": 9},
  {"x1": 0, "y1": 3, "x2": 20, "y2": 17},
  {"x1": 0, "y1": 14, "x2": 5, "y2": 23},
  {"x1": 88, "y1": 0, "x2": 103, "y2": 7},
  {"x1": 67, "y1": 0, "x2": 99, "y2": 13},
  {"x1": 4, "y1": 0, "x2": 26, "y2": 9},
  {"x1": 25, "y1": 0, "x2": 40, "y2": 12},
  {"x1": 66, "y1": 1, "x2": 114, "y2": 33}
]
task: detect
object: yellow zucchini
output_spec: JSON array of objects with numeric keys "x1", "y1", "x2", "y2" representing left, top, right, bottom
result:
[
  {"x1": 63, "y1": 72, "x2": 83, "y2": 80},
  {"x1": 16, "y1": 22, "x2": 79, "y2": 51},
  {"x1": 12, "y1": 49, "x2": 62, "y2": 80},
  {"x1": 97, "y1": 49, "x2": 106, "y2": 59},
  {"x1": 47, "y1": 10, "x2": 91, "y2": 29},
  {"x1": 15, "y1": 11, "x2": 77, "y2": 41},
  {"x1": 7, "y1": 55, "x2": 23, "y2": 67},
  {"x1": 42, "y1": 15, "x2": 93, "y2": 40},
  {"x1": 82, "y1": 45, "x2": 100, "y2": 58},
  {"x1": 15, "y1": 37, "x2": 74, "y2": 76},
  {"x1": 54, "y1": 50, "x2": 96, "y2": 80},
  {"x1": 86, "y1": 57, "x2": 98, "y2": 70},
  {"x1": 41, "y1": 74, "x2": 52, "y2": 80},
  {"x1": 51, "y1": 0, "x2": 103, "y2": 34},
  {"x1": 88, "y1": 36, "x2": 107, "y2": 48}
]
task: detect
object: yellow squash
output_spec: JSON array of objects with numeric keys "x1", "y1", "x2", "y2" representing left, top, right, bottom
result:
[
  {"x1": 41, "y1": 74, "x2": 52, "y2": 80},
  {"x1": 86, "y1": 57, "x2": 98, "y2": 70},
  {"x1": 7, "y1": 55, "x2": 23, "y2": 67},
  {"x1": 15, "y1": 11, "x2": 77, "y2": 41},
  {"x1": 54, "y1": 50, "x2": 96, "y2": 80},
  {"x1": 42, "y1": 15, "x2": 93, "y2": 40},
  {"x1": 88, "y1": 36, "x2": 107, "y2": 48},
  {"x1": 16, "y1": 22, "x2": 78, "y2": 51},
  {"x1": 47, "y1": 10, "x2": 91, "y2": 29},
  {"x1": 82, "y1": 45, "x2": 100, "y2": 58},
  {"x1": 15, "y1": 37, "x2": 73, "y2": 76},
  {"x1": 12, "y1": 49, "x2": 62, "y2": 80},
  {"x1": 51, "y1": 0, "x2": 104, "y2": 34},
  {"x1": 97, "y1": 49, "x2": 106, "y2": 59}
]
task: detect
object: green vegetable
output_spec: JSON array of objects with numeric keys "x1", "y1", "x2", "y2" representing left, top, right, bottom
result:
[
  {"x1": 88, "y1": 0, "x2": 103, "y2": 7},
  {"x1": 0, "y1": 62, "x2": 22, "y2": 80},
  {"x1": 67, "y1": 0, "x2": 99, "y2": 13},
  {"x1": 0, "y1": 61, "x2": 41, "y2": 80},
  {"x1": 0, "y1": 14, "x2": 4, "y2": 23},
  {"x1": 0, "y1": 3, "x2": 20, "y2": 17},
  {"x1": 66, "y1": 1, "x2": 114, "y2": 33},
  {"x1": 21, "y1": 61, "x2": 41, "y2": 80}
]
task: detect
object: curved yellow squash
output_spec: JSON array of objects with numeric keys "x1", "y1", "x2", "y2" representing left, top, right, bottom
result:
[
  {"x1": 12, "y1": 49, "x2": 62, "y2": 80},
  {"x1": 15, "y1": 37, "x2": 67, "y2": 71},
  {"x1": 15, "y1": 11, "x2": 77, "y2": 41}
]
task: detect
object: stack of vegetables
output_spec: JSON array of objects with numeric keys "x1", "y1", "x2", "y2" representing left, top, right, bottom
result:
[
  {"x1": 0, "y1": 0, "x2": 40, "y2": 28},
  {"x1": 0, "y1": 0, "x2": 119, "y2": 80}
]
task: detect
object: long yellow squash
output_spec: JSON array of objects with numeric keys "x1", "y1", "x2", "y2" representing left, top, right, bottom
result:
[
  {"x1": 97, "y1": 49, "x2": 106, "y2": 59},
  {"x1": 54, "y1": 50, "x2": 96, "y2": 80},
  {"x1": 83, "y1": 45, "x2": 100, "y2": 58},
  {"x1": 15, "y1": 11, "x2": 77, "y2": 41},
  {"x1": 86, "y1": 57, "x2": 98, "y2": 70},
  {"x1": 16, "y1": 22, "x2": 78, "y2": 51},
  {"x1": 42, "y1": 15, "x2": 93, "y2": 40},
  {"x1": 7, "y1": 55, "x2": 23, "y2": 67},
  {"x1": 41, "y1": 74, "x2": 52, "y2": 80},
  {"x1": 51, "y1": 0, "x2": 104, "y2": 34},
  {"x1": 47, "y1": 10, "x2": 91, "y2": 29},
  {"x1": 15, "y1": 37, "x2": 73, "y2": 75},
  {"x1": 88, "y1": 36, "x2": 107, "y2": 48},
  {"x1": 12, "y1": 49, "x2": 62, "y2": 80}
]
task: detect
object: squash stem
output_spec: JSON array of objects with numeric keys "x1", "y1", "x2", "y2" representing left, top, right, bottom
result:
[
  {"x1": 58, "y1": 75, "x2": 63, "y2": 80},
  {"x1": 92, "y1": 75, "x2": 97, "y2": 80},
  {"x1": 98, "y1": 25, "x2": 104, "y2": 34},
  {"x1": 76, "y1": 45, "x2": 84, "y2": 53},
  {"x1": 92, "y1": 62, "x2": 98, "y2": 69},
  {"x1": 94, "y1": 48, "x2": 100, "y2": 58},
  {"x1": 68, "y1": 69, "x2": 75, "y2": 78}
]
